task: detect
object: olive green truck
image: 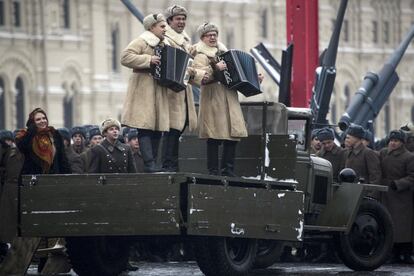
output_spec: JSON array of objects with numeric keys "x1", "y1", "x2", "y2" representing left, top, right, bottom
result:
[{"x1": 19, "y1": 102, "x2": 393, "y2": 276}]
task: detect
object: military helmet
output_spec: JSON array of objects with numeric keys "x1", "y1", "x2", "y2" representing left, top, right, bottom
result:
[{"x1": 339, "y1": 168, "x2": 358, "y2": 183}]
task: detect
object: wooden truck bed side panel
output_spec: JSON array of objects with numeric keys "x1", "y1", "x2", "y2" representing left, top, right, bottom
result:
[
  {"x1": 187, "y1": 183, "x2": 305, "y2": 241},
  {"x1": 20, "y1": 174, "x2": 183, "y2": 237}
]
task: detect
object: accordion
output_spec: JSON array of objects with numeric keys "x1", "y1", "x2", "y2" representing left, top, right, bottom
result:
[
  {"x1": 151, "y1": 45, "x2": 193, "y2": 92},
  {"x1": 216, "y1": 50, "x2": 262, "y2": 97}
]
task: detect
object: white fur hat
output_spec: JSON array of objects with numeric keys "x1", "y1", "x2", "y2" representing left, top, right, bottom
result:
[
  {"x1": 100, "y1": 118, "x2": 121, "y2": 134},
  {"x1": 165, "y1": 5, "x2": 187, "y2": 20},
  {"x1": 143, "y1": 13, "x2": 166, "y2": 31},
  {"x1": 197, "y1": 22, "x2": 219, "y2": 38}
]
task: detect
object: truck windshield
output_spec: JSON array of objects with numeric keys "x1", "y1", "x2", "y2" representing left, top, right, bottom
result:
[{"x1": 288, "y1": 119, "x2": 307, "y2": 151}]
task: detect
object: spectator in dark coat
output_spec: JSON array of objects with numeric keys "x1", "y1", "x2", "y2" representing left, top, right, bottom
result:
[
  {"x1": 127, "y1": 129, "x2": 144, "y2": 173},
  {"x1": 380, "y1": 130, "x2": 414, "y2": 264},
  {"x1": 58, "y1": 128, "x2": 83, "y2": 174}
]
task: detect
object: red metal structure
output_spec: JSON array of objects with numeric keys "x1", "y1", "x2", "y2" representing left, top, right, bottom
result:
[{"x1": 286, "y1": 0, "x2": 319, "y2": 107}]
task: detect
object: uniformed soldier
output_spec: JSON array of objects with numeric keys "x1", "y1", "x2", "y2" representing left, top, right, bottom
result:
[
  {"x1": 70, "y1": 126, "x2": 87, "y2": 154},
  {"x1": 362, "y1": 129, "x2": 374, "y2": 149},
  {"x1": 88, "y1": 119, "x2": 136, "y2": 174},
  {"x1": 58, "y1": 128, "x2": 83, "y2": 174},
  {"x1": 127, "y1": 129, "x2": 144, "y2": 173},
  {"x1": 80, "y1": 127, "x2": 102, "y2": 173},
  {"x1": 380, "y1": 130, "x2": 414, "y2": 263},
  {"x1": 316, "y1": 127, "x2": 346, "y2": 182},
  {"x1": 161, "y1": 5, "x2": 198, "y2": 172},
  {"x1": 310, "y1": 129, "x2": 321, "y2": 154},
  {"x1": 344, "y1": 124, "x2": 382, "y2": 193}
]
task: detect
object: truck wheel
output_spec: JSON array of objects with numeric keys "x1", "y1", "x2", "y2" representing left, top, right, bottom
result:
[
  {"x1": 66, "y1": 236, "x2": 129, "y2": 276},
  {"x1": 209, "y1": 237, "x2": 257, "y2": 276},
  {"x1": 335, "y1": 199, "x2": 393, "y2": 271},
  {"x1": 253, "y1": 240, "x2": 283, "y2": 268}
]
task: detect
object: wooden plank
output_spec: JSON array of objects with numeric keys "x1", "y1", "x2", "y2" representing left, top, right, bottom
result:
[{"x1": 187, "y1": 184, "x2": 304, "y2": 241}]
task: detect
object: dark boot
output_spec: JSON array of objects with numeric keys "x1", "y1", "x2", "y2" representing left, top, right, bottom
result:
[
  {"x1": 162, "y1": 129, "x2": 181, "y2": 172},
  {"x1": 207, "y1": 139, "x2": 220, "y2": 175},
  {"x1": 138, "y1": 132, "x2": 160, "y2": 173},
  {"x1": 221, "y1": 141, "x2": 237, "y2": 177}
]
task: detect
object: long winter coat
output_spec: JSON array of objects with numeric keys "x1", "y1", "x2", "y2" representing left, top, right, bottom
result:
[
  {"x1": 345, "y1": 143, "x2": 382, "y2": 184},
  {"x1": 192, "y1": 41, "x2": 248, "y2": 140},
  {"x1": 317, "y1": 144, "x2": 346, "y2": 182},
  {"x1": 380, "y1": 145, "x2": 414, "y2": 243},
  {"x1": 0, "y1": 144, "x2": 24, "y2": 241},
  {"x1": 164, "y1": 26, "x2": 197, "y2": 132},
  {"x1": 88, "y1": 139, "x2": 136, "y2": 174},
  {"x1": 16, "y1": 128, "x2": 71, "y2": 176},
  {"x1": 121, "y1": 31, "x2": 170, "y2": 131}
]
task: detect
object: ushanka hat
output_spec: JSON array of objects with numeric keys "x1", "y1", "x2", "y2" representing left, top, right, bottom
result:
[
  {"x1": 143, "y1": 13, "x2": 166, "y2": 31},
  {"x1": 89, "y1": 127, "x2": 102, "y2": 139},
  {"x1": 100, "y1": 118, "x2": 121, "y2": 134},
  {"x1": 197, "y1": 22, "x2": 219, "y2": 38},
  {"x1": 388, "y1": 129, "x2": 406, "y2": 143},
  {"x1": 316, "y1": 127, "x2": 334, "y2": 142},
  {"x1": 71, "y1": 126, "x2": 86, "y2": 139},
  {"x1": 165, "y1": 5, "x2": 187, "y2": 20},
  {"x1": 346, "y1": 124, "x2": 365, "y2": 139}
]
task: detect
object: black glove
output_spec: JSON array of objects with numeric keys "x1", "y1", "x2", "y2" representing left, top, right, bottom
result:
[{"x1": 27, "y1": 123, "x2": 37, "y2": 134}]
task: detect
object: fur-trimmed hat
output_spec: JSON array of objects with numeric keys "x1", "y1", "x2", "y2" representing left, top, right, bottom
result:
[
  {"x1": 346, "y1": 124, "x2": 365, "y2": 139},
  {"x1": 71, "y1": 126, "x2": 86, "y2": 139},
  {"x1": 197, "y1": 22, "x2": 219, "y2": 38},
  {"x1": 165, "y1": 5, "x2": 187, "y2": 20},
  {"x1": 0, "y1": 130, "x2": 14, "y2": 142},
  {"x1": 317, "y1": 127, "x2": 334, "y2": 142},
  {"x1": 57, "y1": 128, "x2": 71, "y2": 142},
  {"x1": 363, "y1": 129, "x2": 373, "y2": 142},
  {"x1": 400, "y1": 122, "x2": 414, "y2": 136},
  {"x1": 89, "y1": 127, "x2": 101, "y2": 139},
  {"x1": 143, "y1": 13, "x2": 166, "y2": 31},
  {"x1": 388, "y1": 129, "x2": 406, "y2": 143},
  {"x1": 311, "y1": 128, "x2": 321, "y2": 140},
  {"x1": 100, "y1": 118, "x2": 121, "y2": 134},
  {"x1": 127, "y1": 129, "x2": 139, "y2": 140}
]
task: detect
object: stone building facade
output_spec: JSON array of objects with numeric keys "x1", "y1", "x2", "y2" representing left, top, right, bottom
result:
[{"x1": 0, "y1": 0, "x2": 413, "y2": 138}]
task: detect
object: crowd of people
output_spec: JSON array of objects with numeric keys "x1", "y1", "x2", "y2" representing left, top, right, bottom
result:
[{"x1": 311, "y1": 123, "x2": 414, "y2": 264}]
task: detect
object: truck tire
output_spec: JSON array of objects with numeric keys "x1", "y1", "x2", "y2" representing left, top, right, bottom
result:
[
  {"x1": 66, "y1": 236, "x2": 129, "y2": 276},
  {"x1": 253, "y1": 240, "x2": 283, "y2": 268},
  {"x1": 335, "y1": 198, "x2": 393, "y2": 271},
  {"x1": 209, "y1": 237, "x2": 257, "y2": 276}
]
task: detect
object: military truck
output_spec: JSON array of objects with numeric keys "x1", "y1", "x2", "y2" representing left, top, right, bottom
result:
[{"x1": 18, "y1": 102, "x2": 393, "y2": 276}]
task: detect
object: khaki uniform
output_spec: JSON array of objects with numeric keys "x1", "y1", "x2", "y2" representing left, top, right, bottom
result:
[
  {"x1": 317, "y1": 144, "x2": 346, "y2": 182},
  {"x1": 192, "y1": 41, "x2": 247, "y2": 140},
  {"x1": 88, "y1": 139, "x2": 137, "y2": 174},
  {"x1": 165, "y1": 26, "x2": 197, "y2": 132},
  {"x1": 345, "y1": 143, "x2": 382, "y2": 184},
  {"x1": 380, "y1": 146, "x2": 414, "y2": 243},
  {"x1": 121, "y1": 31, "x2": 170, "y2": 131}
]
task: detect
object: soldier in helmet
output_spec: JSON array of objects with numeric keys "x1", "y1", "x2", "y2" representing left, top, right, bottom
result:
[
  {"x1": 316, "y1": 127, "x2": 345, "y2": 182},
  {"x1": 88, "y1": 119, "x2": 136, "y2": 174},
  {"x1": 344, "y1": 124, "x2": 382, "y2": 189},
  {"x1": 380, "y1": 130, "x2": 414, "y2": 263}
]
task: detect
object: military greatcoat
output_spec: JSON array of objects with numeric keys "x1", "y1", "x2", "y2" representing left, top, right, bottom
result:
[
  {"x1": 164, "y1": 26, "x2": 198, "y2": 132},
  {"x1": 192, "y1": 41, "x2": 248, "y2": 141},
  {"x1": 317, "y1": 144, "x2": 346, "y2": 182},
  {"x1": 380, "y1": 146, "x2": 414, "y2": 243},
  {"x1": 345, "y1": 143, "x2": 382, "y2": 184},
  {"x1": 121, "y1": 31, "x2": 170, "y2": 131},
  {"x1": 88, "y1": 139, "x2": 136, "y2": 174}
]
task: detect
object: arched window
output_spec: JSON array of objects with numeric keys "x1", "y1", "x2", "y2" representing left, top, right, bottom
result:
[
  {"x1": 344, "y1": 84, "x2": 351, "y2": 109},
  {"x1": 0, "y1": 0, "x2": 5, "y2": 26},
  {"x1": 15, "y1": 77, "x2": 25, "y2": 128},
  {"x1": 63, "y1": 94, "x2": 73, "y2": 128},
  {"x1": 0, "y1": 78, "x2": 5, "y2": 129},
  {"x1": 13, "y1": 0, "x2": 20, "y2": 27},
  {"x1": 111, "y1": 24, "x2": 120, "y2": 72},
  {"x1": 62, "y1": 0, "x2": 70, "y2": 29}
]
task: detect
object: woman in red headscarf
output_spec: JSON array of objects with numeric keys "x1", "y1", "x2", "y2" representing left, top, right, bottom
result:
[{"x1": 16, "y1": 108, "x2": 71, "y2": 176}]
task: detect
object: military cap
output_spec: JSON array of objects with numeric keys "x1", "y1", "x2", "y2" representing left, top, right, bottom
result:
[
  {"x1": 165, "y1": 5, "x2": 187, "y2": 20},
  {"x1": 346, "y1": 124, "x2": 365, "y2": 139},
  {"x1": 71, "y1": 126, "x2": 86, "y2": 139},
  {"x1": 143, "y1": 13, "x2": 166, "y2": 31},
  {"x1": 400, "y1": 122, "x2": 414, "y2": 136},
  {"x1": 0, "y1": 130, "x2": 14, "y2": 142},
  {"x1": 363, "y1": 129, "x2": 373, "y2": 142},
  {"x1": 311, "y1": 128, "x2": 321, "y2": 140},
  {"x1": 388, "y1": 129, "x2": 406, "y2": 143},
  {"x1": 89, "y1": 127, "x2": 101, "y2": 139},
  {"x1": 197, "y1": 22, "x2": 219, "y2": 38},
  {"x1": 316, "y1": 127, "x2": 334, "y2": 142},
  {"x1": 100, "y1": 118, "x2": 121, "y2": 134},
  {"x1": 57, "y1": 128, "x2": 71, "y2": 142},
  {"x1": 127, "y1": 129, "x2": 139, "y2": 140}
]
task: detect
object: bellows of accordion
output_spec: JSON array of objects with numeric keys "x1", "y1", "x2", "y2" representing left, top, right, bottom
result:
[
  {"x1": 216, "y1": 50, "x2": 263, "y2": 97},
  {"x1": 151, "y1": 45, "x2": 193, "y2": 92}
]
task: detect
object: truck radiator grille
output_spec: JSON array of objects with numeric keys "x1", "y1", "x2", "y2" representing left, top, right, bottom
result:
[{"x1": 313, "y1": 175, "x2": 328, "y2": 204}]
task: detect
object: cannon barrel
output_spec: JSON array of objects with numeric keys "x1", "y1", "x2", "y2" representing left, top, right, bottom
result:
[
  {"x1": 338, "y1": 24, "x2": 414, "y2": 131},
  {"x1": 120, "y1": 0, "x2": 144, "y2": 23},
  {"x1": 311, "y1": 0, "x2": 348, "y2": 126}
]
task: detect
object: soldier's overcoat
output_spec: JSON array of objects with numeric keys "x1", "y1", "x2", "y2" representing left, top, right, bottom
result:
[{"x1": 380, "y1": 145, "x2": 414, "y2": 243}]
